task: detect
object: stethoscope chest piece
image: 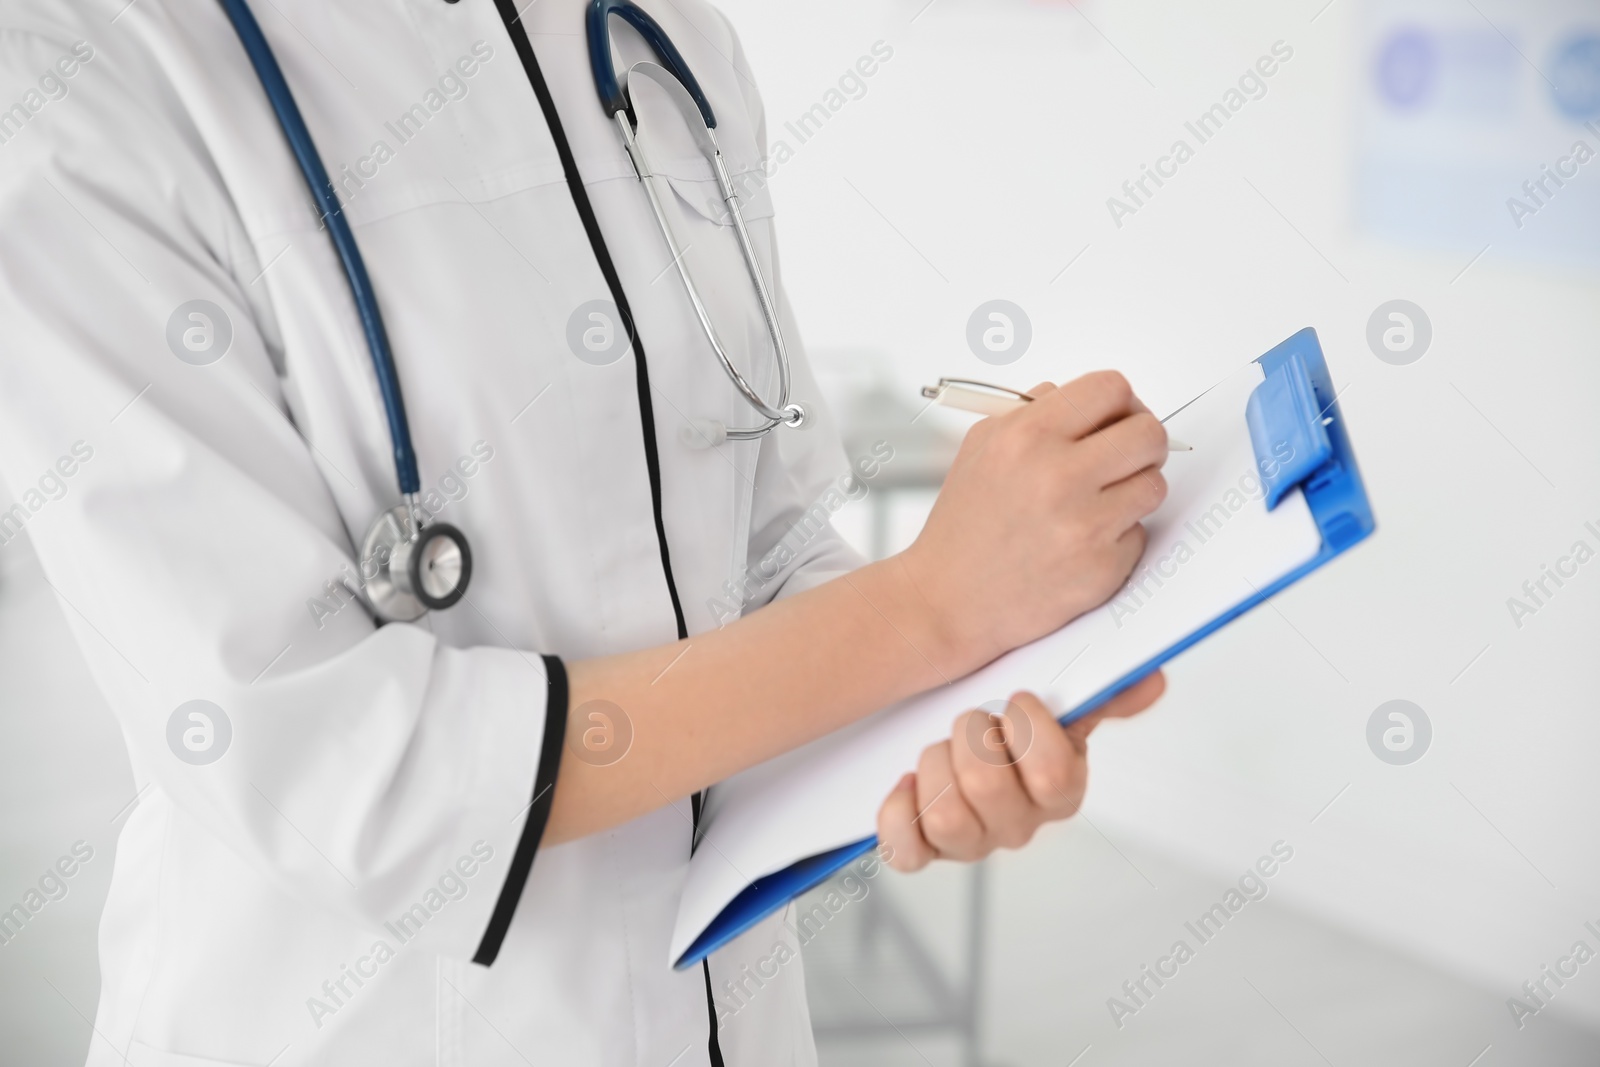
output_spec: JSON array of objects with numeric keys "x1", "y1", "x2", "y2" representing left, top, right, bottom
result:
[{"x1": 360, "y1": 505, "x2": 473, "y2": 623}]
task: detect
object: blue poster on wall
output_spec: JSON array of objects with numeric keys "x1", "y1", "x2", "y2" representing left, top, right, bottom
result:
[{"x1": 1356, "y1": 0, "x2": 1600, "y2": 268}]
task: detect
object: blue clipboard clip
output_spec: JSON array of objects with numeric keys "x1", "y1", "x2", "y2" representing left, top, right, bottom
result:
[
  {"x1": 673, "y1": 327, "x2": 1375, "y2": 970},
  {"x1": 1252, "y1": 328, "x2": 1374, "y2": 553}
]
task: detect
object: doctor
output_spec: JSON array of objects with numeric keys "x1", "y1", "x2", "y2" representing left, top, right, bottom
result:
[{"x1": 0, "y1": 1, "x2": 1168, "y2": 1065}]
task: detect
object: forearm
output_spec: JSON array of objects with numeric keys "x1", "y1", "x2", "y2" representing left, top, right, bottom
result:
[
  {"x1": 545, "y1": 555, "x2": 956, "y2": 844},
  {"x1": 545, "y1": 371, "x2": 1169, "y2": 845}
]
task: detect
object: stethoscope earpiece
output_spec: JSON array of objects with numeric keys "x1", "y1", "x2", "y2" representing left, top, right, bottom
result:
[{"x1": 679, "y1": 403, "x2": 809, "y2": 450}]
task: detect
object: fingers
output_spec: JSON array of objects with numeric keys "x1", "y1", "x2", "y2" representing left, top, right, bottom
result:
[
  {"x1": 950, "y1": 708, "x2": 1038, "y2": 850},
  {"x1": 1099, "y1": 669, "x2": 1167, "y2": 718},
  {"x1": 1087, "y1": 412, "x2": 1170, "y2": 483},
  {"x1": 1078, "y1": 671, "x2": 1167, "y2": 727},
  {"x1": 1025, "y1": 375, "x2": 1150, "y2": 418},
  {"x1": 1028, "y1": 378, "x2": 1168, "y2": 507},
  {"x1": 877, "y1": 680, "x2": 1167, "y2": 873},
  {"x1": 1031, "y1": 371, "x2": 1140, "y2": 441},
  {"x1": 1110, "y1": 521, "x2": 1147, "y2": 578},
  {"x1": 884, "y1": 718, "x2": 1041, "y2": 869},
  {"x1": 913, "y1": 741, "x2": 987, "y2": 861},
  {"x1": 1066, "y1": 671, "x2": 1168, "y2": 746},
  {"x1": 1003, "y1": 692, "x2": 1085, "y2": 818},
  {"x1": 1100, "y1": 466, "x2": 1169, "y2": 528},
  {"x1": 877, "y1": 773, "x2": 936, "y2": 873}
]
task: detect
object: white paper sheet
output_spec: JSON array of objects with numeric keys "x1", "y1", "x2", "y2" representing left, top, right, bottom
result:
[{"x1": 671, "y1": 363, "x2": 1326, "y2": 963}]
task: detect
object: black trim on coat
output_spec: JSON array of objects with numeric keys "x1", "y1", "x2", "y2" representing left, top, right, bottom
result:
[
  {"x1": 474, "y1": 654, "x2": 568, "y2": 965},
  {"x1": 486, "y1": 9, "x2": 720, "y2": 1064},
  {"x1": 489, "y1": 0, "x2": 690, "y2": 643}
]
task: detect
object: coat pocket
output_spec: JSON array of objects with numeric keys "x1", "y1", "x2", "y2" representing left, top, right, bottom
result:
[{"x1": 654, "y1": 165, "x2": 775, "y2": 229}]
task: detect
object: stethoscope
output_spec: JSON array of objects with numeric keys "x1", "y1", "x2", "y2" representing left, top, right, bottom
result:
[
  {"x1": 585, "y1": 0, "x2": 807, "y2": 443},
  {"x1": 218, "y1": 0, "x2": 805, "y2": 623}
]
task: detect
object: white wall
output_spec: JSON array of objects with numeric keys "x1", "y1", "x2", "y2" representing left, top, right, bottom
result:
[{"x1": 718, "y1": 0, "x2": 1600, "y2": 1022}]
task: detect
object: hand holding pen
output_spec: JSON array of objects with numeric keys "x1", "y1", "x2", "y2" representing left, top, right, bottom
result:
[{"x1": 922, "y1": 378, "x2": 1193, "y2": 451}]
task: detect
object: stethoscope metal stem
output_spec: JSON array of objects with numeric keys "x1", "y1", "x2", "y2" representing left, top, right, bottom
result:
[
  {"x1": 586, "y1": 2, "x2": 807, "y2": 442},
  {"x1": 710, "y1": 144, "x2": 796, "y2": 422},
  {"x1": 612, "y1": 108, "x2": 802, "y2": 439}
]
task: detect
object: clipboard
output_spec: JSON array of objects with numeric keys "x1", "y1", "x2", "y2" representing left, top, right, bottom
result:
[{"x1": 671, "y1": 327, "x2": 1374, "y2": 970}]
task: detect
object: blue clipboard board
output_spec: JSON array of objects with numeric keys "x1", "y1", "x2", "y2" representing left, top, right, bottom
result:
[{"x1": 674, "y1": 327, "x2": 1375, "y2": 970}]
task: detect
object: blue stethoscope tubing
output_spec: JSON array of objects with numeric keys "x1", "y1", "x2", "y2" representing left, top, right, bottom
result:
[
  {"x1": 217, "y1": 0, "x2": 420, "y2": 498},
  {"x1": 586, "y1": 0, "x2": 716, "y2": 129},
  {"x1": 216, "y1": 0, "x2": 800, "y2": 617},
  {"x1": 220, "y1": 0, "x2": 473, "y2": 622}
]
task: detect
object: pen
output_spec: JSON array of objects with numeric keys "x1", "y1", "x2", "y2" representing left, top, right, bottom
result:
[{"x1": 921, "y1": 379, "x2": 1193, "y2": 451}]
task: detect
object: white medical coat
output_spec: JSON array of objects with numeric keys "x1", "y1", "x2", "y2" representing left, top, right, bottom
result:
[{"x1": 0, "y1": 1, "x2": 862, "y2": 1063}]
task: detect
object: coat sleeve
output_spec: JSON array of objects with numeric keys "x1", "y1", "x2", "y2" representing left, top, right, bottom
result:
[
  {"x1": 714, "y1": 12, "x2": 872, "y2": 618},
  {"x1": 0, "y1": 30, "x2": 556, "y2": 966}
]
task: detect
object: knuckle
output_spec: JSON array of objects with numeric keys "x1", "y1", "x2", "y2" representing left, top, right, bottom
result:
[
  {"x1": 887, "y1": 846, "x2": 920, "y2": 873},
  {"x1": 1131, "y1": 411, "x2": 1165, "y2": 450},
  {"x1": 1138, "y1": 471, "x2": 1168, "y2": 510},
  {"x1": 1028, "y1": 760, "x2": 1076, "y2": 805},
  {"x1": 961, "y1": 768, "x2": 1009, "y2": 807},
  {"x1": 1088, "y1": 370, "x2": 1133, "y2": 409},
  {"x1": 919, "y1": 805, "x2": 964, "y2": 843},
  {"x1": 1015, "y1": 408, "x2": 1055, "y2": 444},
  {"x1": 1103, "y1": 540, "x2": 1137, "y2": 578},
  {"x1": 1001, "y1": 823, "x2": 1036, "y2": 850},
  {"x1": 1123, "y1": 522, "x2": 1149, "y2": 554},
  {"x1": 988, "y1": 422, "x2": 1035, "y2": 465}
]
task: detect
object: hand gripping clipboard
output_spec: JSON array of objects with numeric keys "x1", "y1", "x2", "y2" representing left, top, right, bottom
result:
[{"x1": 671, "y1": 327, "x2": 1375, "y2": 970}]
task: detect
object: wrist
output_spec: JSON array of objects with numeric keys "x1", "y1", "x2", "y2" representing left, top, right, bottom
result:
[{"x1": 855, "y1": 550, "x2": 985, "y2": 683}]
